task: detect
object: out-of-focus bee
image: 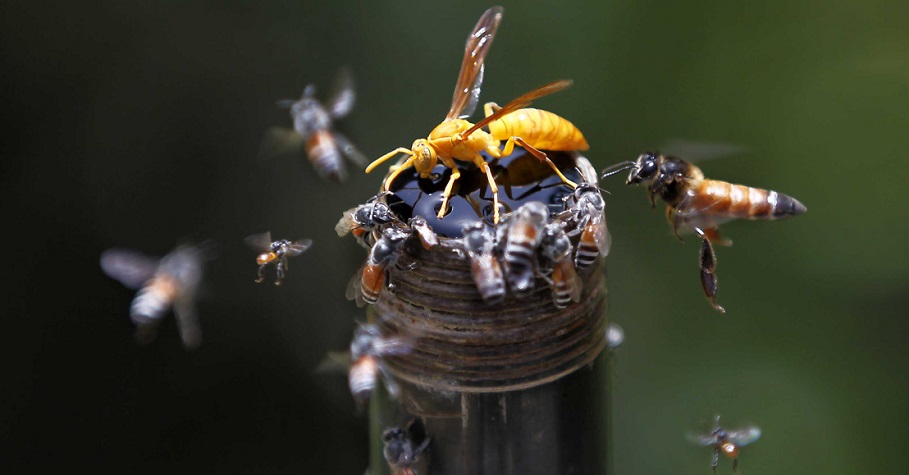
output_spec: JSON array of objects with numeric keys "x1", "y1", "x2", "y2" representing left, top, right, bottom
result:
[
  {"x1": 347, "y1": 323, "x2": 415, "y2": 403},
  {"x1": 408, "y1": 216, "x2": 439, "y2": 250},
  {"x1": 461, "y1": 221, "x2": 506, "y2": 304},
  {"x1": 364, "y1": 6, "x2": 585, "y2": 224},
  {"x1": 335, "y1": 193, "x2": 401, "y2": 248},
  {"x1": 602, "y1": 152, "x2": 807, "y2": 312},
  {"x1": 687, "y1": 415, "x2": 761, "y2": 475},
  {"x1": 562, "y1": 183, "x2": 611, "y2": 269},
  {"x1": 100, "y1": 242, "x2": 213, "y2": 349},
  {"x1": 244, "y1": 232, "x2": 312, "y2": 286},
  {"x1": 346, "y1": 227, "x2": 411, "y2": 307},
  {"x1": 383, "y1": 418, "x2": 431, "y2": 475},
  {"x1": 539, "y1": 221, "x2": 582, "y2": 308},
  {"x1": 606, "y1": 322, "x2": 624, "y2": 350},
  {"x1": 499, "y1": 202, "x2": 549, "y2": 297},
  {"x1": 266, "y1": 67, "x2": 366, "y2": 181}
]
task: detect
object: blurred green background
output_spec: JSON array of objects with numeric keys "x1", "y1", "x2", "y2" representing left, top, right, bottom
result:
[{"x1": 2, "y1": 0, "x2": 907, "y2": 473}]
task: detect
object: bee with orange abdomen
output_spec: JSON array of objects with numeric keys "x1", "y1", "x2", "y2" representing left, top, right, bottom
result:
[
  {"x1": 266, "y1": 67, "x2": 366, "y2": 181},
  {"x1": 346, "y1": 227, "x2": 411, "y2": 307},
  {"x1": 602, "y1": 152, "x2": 807, "y2": 312},
  {"x1": 347, "y1": 323, "x2": 415, "y2": 404},
  {"x1": 364, "y1": 6, "x2": 586, "y2": 223},
  {"x1": 687, "y1": 415, "x2": 761, "y2": 475},
  {"x1": 335, "y1": 193, "x2": 401, "y2": 248},
  {"x1": 461, "y1": 221, "x2": 506, "y2": 304},
  {"x1": 383, "y1": 418, "x2": 431, "y2": 475},
  {"x1": 498, "y1": 202, "x2": 549, "y2": 297},
  {"x1": 245, "y1": 232, "x2": 312, "y2": 286},
  {"x1": 539, "y1": 221, "x2": 582, "y2": 308},
  {"x1": 100, "y1": 242, "x2": 214, "y2": 349},
  {"x1": 562, "y1": 183, "x2": 611, "y2": 269}
]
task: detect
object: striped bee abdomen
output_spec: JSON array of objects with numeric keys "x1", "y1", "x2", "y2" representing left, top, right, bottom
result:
[
  {"x1": 306, "y1": 129, "x2": 343, "y2": 179},
  {"x1": 691, "y1": 180, "x2": 807, "y2": 220}
]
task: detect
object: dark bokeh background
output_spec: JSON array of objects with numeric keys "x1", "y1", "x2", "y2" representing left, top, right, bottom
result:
[{"x1": 2, "y1": 1, "x2": 907, "y2": 473}]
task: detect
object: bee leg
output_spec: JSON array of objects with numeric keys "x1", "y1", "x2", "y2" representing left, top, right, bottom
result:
[
  {"x1": 668, "y1": 207, "x2": 685, "y2": 243},
  {"x1": 275, "y1": 257, "x2": 286, "y2": 286},
  {"x1": 704, "y1": 227, "x2": 733, "y2": 247},
  {"x1": 503, "y1": 137, "x2": 578, "y2": 188},
  {"x1": 438, "y1": 157, "x2": 462, "y2": 220},
  {"x1": 712, "y1": 447, "x2": 720, "y2": 475},
  {"x1": 255, "y1": 264, "x2": 266, "y2": 283},
  {"x1": 697, "y1": 231, "x2": 726, "y2": 313},
  {"x1": 732, "y1": 457, "x2": 739, "y2": 475}
]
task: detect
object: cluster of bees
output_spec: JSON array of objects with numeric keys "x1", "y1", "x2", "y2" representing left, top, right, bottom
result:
[{"x1": 98, "y1": 4, "x2": 806, "y2": 473}]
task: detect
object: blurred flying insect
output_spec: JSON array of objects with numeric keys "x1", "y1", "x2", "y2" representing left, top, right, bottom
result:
[
  {"x1": 346, "y1": 227, "x2": 411, "y2": 307},
  {"x1": 347, "y1": 323, "x2": 415, "y2": 404},
  {"x1": 264, "y1": 67, "x2": 366, "y2": 181},
  {"x1": 100, "y1": 242, "x2": 213, "y2": 349},
  {"x1": 602, "y1": 152, "x2": 807, "y2": 313},
  {"x1": 364, "y1": 6, "x2": 587, "y2": 224},
  {"x1": 539, "y1": 221, "x2": 582, "y2": 308},
  {"x1": 383, "y1": 418, "x2": 431, "y2": 475},
  {"x1": 498, "y1": 202, "x2": 549, "y2": 297},
  {"x1": 605, "y1": 322, "x2": 624, "y2": 350},
  {"x1": 687, "y1": 415, "x2": 761, "y2": 475},
  {"x1": 335, "y1": 192, "x2": 401, "y2": 248},
  {"x1": 461, "y1": 221, "x2": 506, "y2": 304},
  {"x1": 563, "y1": 183, "x2": 611, "y2": 269},
  {"x1": 245, "y1": 232, "x2": 312, "y2": 286}
]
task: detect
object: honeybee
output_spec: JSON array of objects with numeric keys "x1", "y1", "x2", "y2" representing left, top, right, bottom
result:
[
  {"x1": 606, "y1": 322, "x2": 624, "y2": 350},
  {"x1": 335, "y1": 193, "x2": 401, "y2": 248},
  {"x1": 383, "y1": 418, "x2": 431, "y2": 475},
  {"x1": 539, "y1": 221, "x2": 582, "y2": 308},
  {"x1": 602, "y1": 152, "x2": 807, "y2": 312},
  {"x1": 346, "y1": 227, "x2": 411, "y2": 307},
  {"x1": 408, "y1": 216, "x2": 439, "y2": 250},
  {"x1": 266, "y1": 67, "x2": 366, "y2": 181},
  {"x1": 461, "y1": 221, "x2": 506, "y2": 304},
  {"x1": 687, "y1": 415, "x2": 761, "y2": 475},
  {"x1": 563, "y1": 183, "x2": 611, "y2": 269},
  {"x1": 245, "y1": 232, "x2": 312, "y2": 286},
  {"x1": 348, "y1": 323, "x2": 415, "y2": 404},
  {"x1": 499, "y1": 202, "x2": 549, "y2": 297},
  {"x1": 100, "y1": 242, "x2": 213, "y2": 349},
  {"x1": 364, "y1": 6, "x2": 586, "y2": 224}
]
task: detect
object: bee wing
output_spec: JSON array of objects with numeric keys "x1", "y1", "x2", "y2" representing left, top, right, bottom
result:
[
  {"x1": 587, "y1": 212, "x2": 612, "y2": 257},
  {"x1": 100, "y1": 248, "x2": 159, "y2": 289},
  {"x1": 257, "y1": 126, "x2": 304, "y2": 160},
  {"x1": 244, "y1": 232, "x2": 273, "y2": 251},
  {"x1": 445, "y1": 6, "x2": 504, "y2": 121},
  {"x1": 372, "y1": 335, "x2": 416, "y2": 356},
  {"x1": 332, "y1": 131, "x2": 368, "y2": 166},
  {"x1": 726, "y1": 426, "x2": 761, "y2": 446},
  {"x1": 462, "y1": 79, "x2": 573, "y2": 138},
  {"x1": 376, "y1": 361, "x2": 401, "y2": 399},
  {"x1": 345, "y1": 266, "x2": 368, "y2": 308},
  {"x1": 326, "y1": 67, "x2": 356, "y2": 119},
  {"x1": 173, "y1": 294, "x2": 202, "y2": 350},
  {"x1": 685, "y1": 430, "x2": 718, "y2": 447},
  {"x1": 335, "y1": 208, "x2": 359, "y2": 237},
  {"x1": 315, "y1": 351, "x2": 353, "y2": 374},
  {"x1": 565, "y1": 261, "x2": 583, "y2": 302},
  {"x1": 285, "y1": 239, "x2": 313, "y2": 256},
  {"x1": 660, "y1": 139, "x2": 747, "y2": 163}
]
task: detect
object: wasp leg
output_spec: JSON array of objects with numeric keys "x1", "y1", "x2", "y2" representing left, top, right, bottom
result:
[
  {"x1": 501, "y1": 136, "x2": 578, "y2": 189},
  {"x1": 697, "y1": 229, "x2": 726, "y2": 313},
  {"x1": 275, "y1": 257, "x2": 287, "y2": 286},
  {"x1": 379, "y1": 156, "x2": 416, "y2": 192},
  {"x1": 438, "y1": 156, "x2": 462, "y2": 220},
  {"x1": 255, "y1": 264, "x2": 266, "y2": 284}
]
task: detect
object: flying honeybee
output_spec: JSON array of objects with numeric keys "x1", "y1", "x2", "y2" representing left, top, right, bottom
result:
[
  {"x1": 602, "y1": 152, "x2": 807, "y2": 312},
  {"x1": 100, "y1": 242, "x2": 213, "y2": 349},
  {"x1": 335, "y1": 192, "x2": 401, "y2": 248},
  {"x1": 364, "y1": 6, "x2": 587, "y2": 224},
  {"x1": 346, "y1": 227, "x2": 411, "y2": 307},
  {"x1": 498, "y1": 202, "x2": 549, "y2": 297},
  {"x1": 686, "y1": 415, "x2": 761, "y2": 475},
  {"x1": 383, "y1": 418, "x2": 431, "y2": 475},
  {"x1": 347, "y1": 323, "x2": 415, "y2": 404},
  {"x1": 461, "y1": 221, "x2": 506, "y2": 304},
  {"x1": 264, "y1": 67, "x2": 366, "y2": 181},
  {"x1": 244, "y1": 232, "x2": 312, "y2": 286},
  {"x1": 539, "y1": 221, "x2": 582, "y2": 308}
]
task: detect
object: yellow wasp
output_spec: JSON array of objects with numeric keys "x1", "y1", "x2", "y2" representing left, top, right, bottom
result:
[{"x1": 365, "y1": 6, "x2": 588, "y2": 224}]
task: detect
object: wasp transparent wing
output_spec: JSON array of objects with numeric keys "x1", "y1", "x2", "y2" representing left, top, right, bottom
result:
[
  {"x1": 100, "y1": 248, "x2": 159, "y2": 290},
  {"x1": 445, "y1": 6, "x2": 504, "y2": 121}
]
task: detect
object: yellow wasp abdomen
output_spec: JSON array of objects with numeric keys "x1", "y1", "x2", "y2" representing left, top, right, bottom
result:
[{"x1": 487, "y1": 108, "x2": 588, "y2": 151}]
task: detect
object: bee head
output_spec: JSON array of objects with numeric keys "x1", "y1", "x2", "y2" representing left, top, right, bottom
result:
[
  {"x1": 628, "y1": 152, "x2": 660, "y2": 185},
  {"x1": 411, "y1": 139, "x2": 438, "y2": 178}
]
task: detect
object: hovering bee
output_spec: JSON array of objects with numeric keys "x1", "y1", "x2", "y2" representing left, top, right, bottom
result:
[
  {"x1": 364, "y1": 6, "x2": 586, "y2": 224},
  {"x1": 100, "y1": 242, "x2": 213, "y2": 349},
  {"x1": 539, "y1": 221, "x2": 582, "y2": 308},
  {"x1": 346, "y1": 227, "x2": 411, "y2": 307},
  {"x1": 602, "y1": 152, "x2": 807, "y2": 312},
  {"x1": 687, "y1": 415, "x2": 761, "y2": 475},
  {"x1": 335, "y1": 193, "x2": 401, "y2": 248},
  {"x1": 461, "y1": 221, "x2": 506, "y2": 304},
  {"x1": 605, "y1": 322, "x2": 624, "y2": 350},
  {"x1": 265, "y1": 67, "x2": 366, "y2": 181},
  {"x1": 245, "y1": 232, "x2": 312, "y2": 286},
  {"x1": 346, "y1": 323, "x2": 415, "y2": 404},
  {"x1": 499, "y1": 202, "x2": 549, "y2": 297},
  {"x1": 383, "y1": 418, "x2": 431, "y2": 475},
  {"x1": 562, "y1": 183, "x2": 611, "y2": 269}
]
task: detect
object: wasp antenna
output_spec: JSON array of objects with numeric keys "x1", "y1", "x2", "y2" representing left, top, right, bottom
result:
[{"x1": 600, "y1": 161, "x2": 636, "y2": 179}]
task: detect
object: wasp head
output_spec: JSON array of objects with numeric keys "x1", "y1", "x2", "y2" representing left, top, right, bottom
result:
[{"x1": 411, "y1": 139, "x2": 438, "y2": 178}]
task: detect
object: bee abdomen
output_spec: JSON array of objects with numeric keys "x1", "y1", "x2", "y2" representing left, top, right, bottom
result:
[
  {"x1": 360, "y1": 265, "x2": 385, "y2": 304},
  {"x1": 348, "y1": 356, "x2": 378, "y2": 401},
  {"x1": 130, "y1": 279, "x2": 176, "y2": 324},
  {"x1": 471, "y1": 257, "x2": 506, "y2": 304},
  {"x1": 306, "y1": 130, "x2": 343, "y2": 179},
  {"x1": 696, "y1": 180, "x2": 806, "y2": 220},
  {"x1": 575, "y1": 226, "x2": 600, "y2": 268}
]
